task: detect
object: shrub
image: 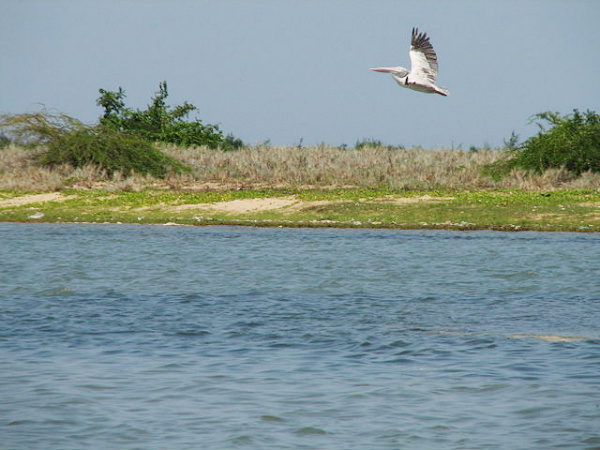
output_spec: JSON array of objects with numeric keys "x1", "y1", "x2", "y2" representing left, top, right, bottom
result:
[
  {"x1": 0, "y1": 112, "x2": 83, "y2": 147},
  {"x1": 222, "y1": 133, "x2": 245, "y2": 150},
  {"x1": 355, "y1": 138, "x2": 404, "y2": 150},
  {"x1": 507, "y1": 109, "x2": 599, "y2": 175},
  {"x1": 41, "y1": 126, "x2": 187, "y2": 178},
  {"x1": 0, "y1": 133, "x2": 11, "y2": 149},
  {"x1": 98, "y1": 81, "x2": 243, "y2": 150},
  {"x1": 0, "y1": 112, "x2": 187, "y2": 178}
]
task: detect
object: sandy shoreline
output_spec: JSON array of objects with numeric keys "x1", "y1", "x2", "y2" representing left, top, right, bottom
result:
[
  {"x1": 0, "y1": 189, "x2": 598, "y2": 232},
  {"x1": 0, "y1": 192, "x2": 455, "y2": 215}
]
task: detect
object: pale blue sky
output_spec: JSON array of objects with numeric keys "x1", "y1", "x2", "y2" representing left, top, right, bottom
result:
[{"x1": 1, "y1": 0, "x2": 598, "y2": 148}]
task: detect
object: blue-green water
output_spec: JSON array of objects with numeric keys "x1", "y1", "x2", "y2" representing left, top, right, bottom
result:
[{"x1": 1, "y1": 223, "x2": 599, "y2": 450}]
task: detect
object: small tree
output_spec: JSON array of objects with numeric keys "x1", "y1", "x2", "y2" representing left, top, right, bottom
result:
[
  {"x1": 507, "y1": 109, "x2": 599, "y2": 175},
  {"x1": 97, "y1": 86, "x2": 126, "y2": 131},
  {"x1": 97, "y1": 81, "x2": 242, "y2": 149}
]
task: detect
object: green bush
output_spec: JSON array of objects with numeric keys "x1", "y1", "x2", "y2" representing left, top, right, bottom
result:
[
  {"x1": 507, "y1": 109, "x2": 599, "y2": 175},
  {"x1": 0, "y1": 112, "x2": 187, "y2": 178},
  {"x1": 98, "y1": 81, "x2": 243, "y2": 150},
  {"x1": 41, "y1": 126, "x2": 187, "y2": 177},
  {"x1": 0, "y1": 133, "x2": 11, "y2": 149},
  {"x1": 355, "y1": 138, "x2": 404, "y2": 150},
  {"x1": 0, "y1": 81, "x2": 242, "y2": 177}
]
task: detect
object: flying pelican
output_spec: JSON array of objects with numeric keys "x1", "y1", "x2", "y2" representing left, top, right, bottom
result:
[{"x1": 371, "y1": 28, "x2": 449, "y2": 96}]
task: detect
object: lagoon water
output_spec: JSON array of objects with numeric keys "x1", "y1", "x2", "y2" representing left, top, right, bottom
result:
[{"x1": 1, "y1": 223, "x2": 599, "y2": 450}]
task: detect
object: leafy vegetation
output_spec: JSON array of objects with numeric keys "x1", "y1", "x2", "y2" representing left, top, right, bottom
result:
[
  {"x1": 0, "y1": 112, "x2": 82, "y2": 147},
  {"x1": 97, "y1": 81, "x2": 243, "y2": 150},
  {"x1": 41, "y1": 124, "x2": 187, "y2": 178},
  {"x1": 0, "y1": 81, "x2": 245, "y2": 179},
  {"x1": 499, "y1": 109, "x2": 599, "y2": 175},
  {"x1": 355, "y1": 138, "x2": 404, "y2": 150},
  {"x1": 0, "y1": 111, "x2": 186, "y2": 178},
  {"x1": 0, "y1": 133, "x2": 11, "y2": 149}
]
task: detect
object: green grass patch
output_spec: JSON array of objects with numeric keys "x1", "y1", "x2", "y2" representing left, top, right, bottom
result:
[
  {"x1": 1, "y1": 188, "x2": 598, "y2": 231},
  {"x1": 249, "y1": 190, "x2": 598, "y2": 231}
]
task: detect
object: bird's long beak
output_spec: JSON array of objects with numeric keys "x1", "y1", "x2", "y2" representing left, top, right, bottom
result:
[{"x1": 370, "y1": 67, "x2": 397, "y2": 73}]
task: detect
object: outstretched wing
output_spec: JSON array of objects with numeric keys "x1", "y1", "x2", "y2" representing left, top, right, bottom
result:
[{"x1": 409, "y1": 28, "x2": 439, "y2": 84}]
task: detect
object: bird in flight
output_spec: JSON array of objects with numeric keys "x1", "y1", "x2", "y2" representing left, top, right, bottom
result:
[{"x1": 371, "y1": 28, "x2": 449, "y2": 96}]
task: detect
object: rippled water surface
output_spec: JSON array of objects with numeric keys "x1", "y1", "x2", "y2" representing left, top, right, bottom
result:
[{"x1": 1, "y1": 223, "x2": 599, "y2": 450}]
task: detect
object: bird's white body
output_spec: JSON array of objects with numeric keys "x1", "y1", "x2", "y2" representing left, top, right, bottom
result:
[{"x1": 371, "y1": 28, "x2": 449, "y2": 96}]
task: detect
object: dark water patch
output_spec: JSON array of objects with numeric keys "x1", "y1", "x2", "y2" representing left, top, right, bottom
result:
[{"x1": 294, "y1": 426, "x2": 328, "y2": 435}]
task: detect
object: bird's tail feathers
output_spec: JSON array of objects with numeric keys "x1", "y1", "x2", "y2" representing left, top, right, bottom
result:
[{"x1": 435, "y1": 86, "x2": 450, "y2": 96}]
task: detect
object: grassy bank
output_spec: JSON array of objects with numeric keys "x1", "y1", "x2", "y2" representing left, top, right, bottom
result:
[
  {"x1": 0, "y1": 188, "x2": 598, "y2": 231},
  {"x1": 1, "y1": 144, "x2": 599, "y2": 231}
]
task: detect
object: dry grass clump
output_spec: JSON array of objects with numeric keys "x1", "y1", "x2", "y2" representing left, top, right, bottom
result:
[
  {"x1": 2, "y1": 143, "x2": 600, "y2": 192},
  {"x1": 0, "y1": 144, "x2": 63, "y2": 190},
  {"x1": 164, "y1": 145, "x2": 600, "y2": 191},
  {"x1": 0, "y1": 144, "x2": 147, "y2": 191},
  {"x1": 165, "y1": 145, "x2": 497, "y2": 189}
]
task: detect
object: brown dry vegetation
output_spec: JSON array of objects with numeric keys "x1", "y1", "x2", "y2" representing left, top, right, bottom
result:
[{"x1": 1, "y1": 143, "x2": 600, "y2": 192}]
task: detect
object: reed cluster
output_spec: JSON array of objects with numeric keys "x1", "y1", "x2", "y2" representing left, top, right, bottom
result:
[{"x1": 1, "y1": 143, "x2": 599, "y2": 192}]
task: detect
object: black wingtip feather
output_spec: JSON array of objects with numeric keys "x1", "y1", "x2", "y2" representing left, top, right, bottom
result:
[{"x1": 411, "y1": 27, "x2": 431, "y2": 47}]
